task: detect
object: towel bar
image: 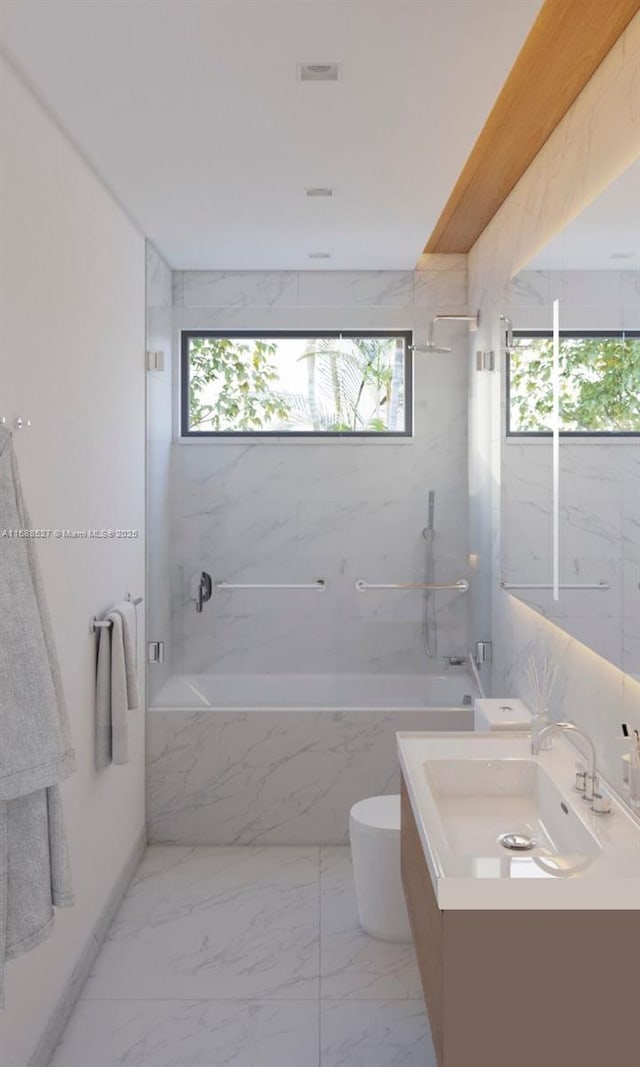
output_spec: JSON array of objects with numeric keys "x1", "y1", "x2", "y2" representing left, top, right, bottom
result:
[
  {"x1": 214, "y1": 580, "x2": 326, "y2": 591},
  {"x1": 90, "y1": 593, "x2": 143, "y2": 633},
  {"x1": 355, "y1": 578, "x2": 469, "y2": 592}
]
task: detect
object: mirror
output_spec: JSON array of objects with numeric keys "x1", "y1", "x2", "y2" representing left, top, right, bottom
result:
[{"x1": 500, "y1": 158, "x2": 640, "y2": 677}]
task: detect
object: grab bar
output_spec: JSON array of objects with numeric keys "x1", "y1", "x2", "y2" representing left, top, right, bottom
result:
[
  {"x1": 500, "y1": 581, "x2": 610, "y2": 591},
  {"x1": 214, "y1": 579, "x2": 326, "y2": 591},
  {"x1": 355, "y1": 579, "x2": 469, "y2": 592}
]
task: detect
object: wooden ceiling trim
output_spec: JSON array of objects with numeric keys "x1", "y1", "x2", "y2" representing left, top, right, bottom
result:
[{"x1": 424, "y1": 0, "x2": 640, "y2": 254}]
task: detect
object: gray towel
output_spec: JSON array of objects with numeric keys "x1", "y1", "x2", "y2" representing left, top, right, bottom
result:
[
  {"x1": 0, "y1": 428, "x2": 75, "y2": 798},
  {"x1": 112, "y1": 600, "x2": 140, "y2": 712},
  {"x1": 95, "y1": 624, "x2": 113, "y2": 769},
  {"x1": 0, "y1": 427, "x2": 75, "y2": 1003},
  {"x1": 95, "y1": 601, "x2": 140, "y2": 768}
]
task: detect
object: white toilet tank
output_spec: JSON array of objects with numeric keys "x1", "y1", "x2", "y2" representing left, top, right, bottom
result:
[{"x1": 474, "y1": 697, "x2": 531, "y2": 732}]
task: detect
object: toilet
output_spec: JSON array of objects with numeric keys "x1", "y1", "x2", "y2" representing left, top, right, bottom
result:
[
  {"x1": 349, "y1": 794, "x2": 412, "y2": 942},
  {"x1": 473, "y1": 697, "x2": 531, "y2": 732},
  {"x1": 350, "y1": 697, "x2": 531, "y2": 943}
]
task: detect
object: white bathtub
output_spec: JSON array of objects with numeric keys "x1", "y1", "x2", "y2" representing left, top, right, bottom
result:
[
  {"x1": 151, "y1": 671, "x2": 475, "y2": 711},
  {"x1": 147, "y1": 671, "x2": 476, "y2": 845}
]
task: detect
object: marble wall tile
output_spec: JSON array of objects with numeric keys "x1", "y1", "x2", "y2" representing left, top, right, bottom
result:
[
  {"x1": 415, "y1": 252, "x2": 467, "y2": 273},
  {"x1": 619, "y1": 271, "x2": 640, "y2": 304},
  {"x1": 180, "y1": 270, "x2": 299, "y2": 308},
  {"x1": 167, "y1": 270, "x2": 471, "y2": 677},
  {"x1": 297, "y1": 271, "x2": 414, "y2": 308},
  {"x1": 413, "y1": 268, "x2": 468, "y2": 308},
  {"x1": 147, "y1": 707, "x2": 469, "y2": 845}
]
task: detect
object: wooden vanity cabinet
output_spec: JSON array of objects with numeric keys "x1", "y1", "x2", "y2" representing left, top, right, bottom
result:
[{"x1": 400, "y1": 775, "x2": 639, "y2": 1067}]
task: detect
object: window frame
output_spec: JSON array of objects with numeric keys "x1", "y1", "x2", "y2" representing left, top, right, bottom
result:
[
  {"x1": 180, "y1": 329, "x2": 414, "y2": 438},
  {"x1": 506, "y1": 329, "x2": 640, "y2": 438}
]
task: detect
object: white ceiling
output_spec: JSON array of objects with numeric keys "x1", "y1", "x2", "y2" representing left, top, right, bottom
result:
[
  {"x1": 526, "y1": 158, "x2": 640, "y2": 271},
  {"x1": 0, "y1": 0, "x2": 543, "y2": 270}
]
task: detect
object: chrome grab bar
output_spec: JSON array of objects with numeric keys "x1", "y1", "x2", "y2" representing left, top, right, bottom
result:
[
  {"x1": 355, "y1": 578, "x2": 469, "y2": 592},
  {"x1": 503, "y1": 582, "x2": 609, "y2": 591},
  {"x1": 215, "y1": 579, "x2": 326, "y2": 591}
]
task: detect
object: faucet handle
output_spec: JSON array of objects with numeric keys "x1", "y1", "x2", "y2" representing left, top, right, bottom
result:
[{"x1": 575, "y1": 763, "x2": 587, "y2": 793}]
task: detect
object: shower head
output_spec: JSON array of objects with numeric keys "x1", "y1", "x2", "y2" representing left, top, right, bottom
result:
[
  {"x1": 411, "y1": 310, "x2": 480, "y2": 356},
  {"x1": 410, "y1": 342, "x2": 452, "y2": 354}
]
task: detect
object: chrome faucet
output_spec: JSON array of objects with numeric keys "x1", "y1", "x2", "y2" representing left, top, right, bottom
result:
[{"x1": 532, "y1": 721, "x2": 598, "y2": 801}]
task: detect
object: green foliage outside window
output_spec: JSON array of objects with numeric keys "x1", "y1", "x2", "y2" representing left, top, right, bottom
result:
[
  {"x1": 185, "y1": 334, "x2": 407, "y2": 434},
  {"x1": 509, "y1": 335, "x2": 640, "y2": 432},
  {"x1": 188, "y1": 337, "x2": 292, "y2": 431}
]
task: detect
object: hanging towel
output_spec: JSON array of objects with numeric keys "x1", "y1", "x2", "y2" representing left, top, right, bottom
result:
[
  {"x1": 111, "y1": 600, "x2": 140, "y2": 712},
  {"x1": 94, "y1": 601, "x2": 139, "y2": 768},
  {"x1": 95, "y1": 624, "x2": 112, "y2": 769},
  {"x1": 0, "y1": 426, "x2": 75, "y2": 1003},
  {"x1": 0, "y1": 429, "x2": 75, "y2": 796}
]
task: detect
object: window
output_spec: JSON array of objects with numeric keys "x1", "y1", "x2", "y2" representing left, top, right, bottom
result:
[
  {"x1": 507, "y1": 332, "x2": 640, "y2": 435},
  {"x1": 181, "y1": 331, "x2": 412, "y2": 436}
]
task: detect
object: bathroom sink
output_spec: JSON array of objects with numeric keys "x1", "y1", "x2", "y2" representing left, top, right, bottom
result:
[
  {"x1": 422, "y1": 757, "x2": 600, "y2": 859},
  {"x1": 398, "y1": 732, "x2": 640, "y2": 909}
]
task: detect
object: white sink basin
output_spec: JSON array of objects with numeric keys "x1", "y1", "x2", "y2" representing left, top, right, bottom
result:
[
  {"x1": 423, "y1": 757, "x2": 601, "y2": 860},
  {"x1": 398, "y1": 732, "x2": 640, "y2": 910}
]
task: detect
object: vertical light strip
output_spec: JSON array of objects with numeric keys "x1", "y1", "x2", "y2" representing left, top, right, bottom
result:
[{"x1": 552, "y1": 298, "x2": 560, "y2": 602}]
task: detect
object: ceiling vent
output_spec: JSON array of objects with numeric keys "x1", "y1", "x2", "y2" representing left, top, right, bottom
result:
[
  {"x1": 308, "y1": 252, "x2": 331, "y2": 260},
  {"x1": 306, "y1": 187, "x2": 333, "y2": 198},
  {"x1": 297, "y1": 63, "x2": 341, "y2": 82}
]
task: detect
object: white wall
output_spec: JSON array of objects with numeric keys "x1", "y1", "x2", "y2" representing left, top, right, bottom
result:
[
  {"x1": 163, "y1": 263, "x2": 471, "y2": 681},
  {"x1": 0, "y1": 57, "x2": 146, "y2": 1067},
  {"x1": 467, "y1": 12, "x2": 640, "y2": 801}
]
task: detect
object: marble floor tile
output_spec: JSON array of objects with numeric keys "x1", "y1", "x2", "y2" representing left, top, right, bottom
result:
[
  {"x1": 320, "y1": 847, "x2": 422, "y2": 1000},
  {"x1": 81, "y1": 846, "x2": 320, "y2": 1001},
  {"x1": 320, "y1": 1000, "x2": 434, "y2": 1067},
  {"x1": 49, "y1": 845, "x2": 433, "y2": 1067},
  {"x1": 48, "y1": 998, "x2": 320, "y2": 1067}
]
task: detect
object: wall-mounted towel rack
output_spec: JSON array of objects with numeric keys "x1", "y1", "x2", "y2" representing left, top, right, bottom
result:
[
  {"x1": 90, "y1": 593, "x2": 143, "y2": 633},
  {"x1": 500, "y1": 581, "x2": 609, "y2": 591},
  {"x1": 214, "y1": 579, "x2": 326, "y2": 592},
  {"x1": 355, "y1": 579, "x2": 469, "y2": 592}
]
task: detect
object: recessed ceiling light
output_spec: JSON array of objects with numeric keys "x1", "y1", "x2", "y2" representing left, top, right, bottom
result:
[
  {"x1": 306, "y1": 187, "x2": 333, "y2": 198},
  {"x1": 308, "y1": 252, "x2": 331, "y2": 259},
  {"x1": 297, "y1": 63, "x2": 341, "y2": 82}
]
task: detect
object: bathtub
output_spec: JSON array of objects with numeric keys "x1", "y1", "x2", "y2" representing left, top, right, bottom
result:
[
  {"x1": 148, "y1": 671, "x2": 476, "y2": 845},
  {"x1": 151, "y1": 671, "x2": 476, "y2": 711}
]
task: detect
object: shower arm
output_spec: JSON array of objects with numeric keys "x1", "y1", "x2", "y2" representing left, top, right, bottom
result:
[
  {"x1": 411, "y1": 311, "x2": 480, "y2": 354},
  {"x1": 427, "y1": 312, "x2": 480, "y2": 350}
]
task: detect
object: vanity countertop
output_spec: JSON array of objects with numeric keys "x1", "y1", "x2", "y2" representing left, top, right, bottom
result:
[{"x1": 397, "y1": 731, "x2": 640, "y2": 910}]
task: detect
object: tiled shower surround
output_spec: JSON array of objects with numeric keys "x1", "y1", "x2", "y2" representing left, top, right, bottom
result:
[
  {"x1": 146, "y1": 263, "x2": 474, "y2": 845},
  {"x1": 166, "y1": 264, "x2": 471, "y2": 677}
]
